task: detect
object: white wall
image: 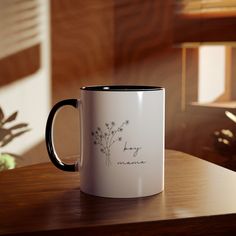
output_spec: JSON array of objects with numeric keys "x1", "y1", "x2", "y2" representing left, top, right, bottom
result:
[{"x1": 0, "y1": 0, "x2": 51, "y2": 155}]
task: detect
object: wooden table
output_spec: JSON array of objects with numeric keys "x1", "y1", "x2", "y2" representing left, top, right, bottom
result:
[{"x1": 0, "y1": 150, "x2": 235, "y2": 235}]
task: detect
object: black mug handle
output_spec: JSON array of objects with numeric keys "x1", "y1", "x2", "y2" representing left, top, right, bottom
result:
[{"x1": 45, "y1": 99, "x2": 79, "y2": 172}]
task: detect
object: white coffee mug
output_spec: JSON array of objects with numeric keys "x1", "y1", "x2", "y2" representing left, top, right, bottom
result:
[{"x1": 46, "y1": 85, "x2": 165, "y2": 198}]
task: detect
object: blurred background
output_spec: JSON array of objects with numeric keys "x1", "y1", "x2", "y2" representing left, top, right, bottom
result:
[{"x1": 0, "y1": 0, "x2": 236, "y2": 171}]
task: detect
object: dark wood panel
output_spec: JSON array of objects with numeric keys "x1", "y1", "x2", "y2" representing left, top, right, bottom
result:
[
  {"x1": 174, "y1": 15, "x2": 236, "y2": 43},
  {"x1": 51, "y1": 0, "x2": 114, "y2": 102},
  {"x1": 114, "y1": 0, "x2": 173, "y2": 69}
]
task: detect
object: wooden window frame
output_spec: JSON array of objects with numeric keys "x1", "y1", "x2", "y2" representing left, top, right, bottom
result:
[{"x1": 181, "y1": 46, "x2": 236, "y2": 114}]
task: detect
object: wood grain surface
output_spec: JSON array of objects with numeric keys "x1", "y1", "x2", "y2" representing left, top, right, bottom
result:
[
  {"x1": 0, "y1": 150, "x2": 235, "y2": 235},
  {"x1": 174, "y1": 14, "x2": 236, "y2": 43},
  {"x1": 114, "y1": 0, "x2": 172, "y2": 69},
  {"x1": 51, "y1": 0, "x2": 115, "y2": 102}
]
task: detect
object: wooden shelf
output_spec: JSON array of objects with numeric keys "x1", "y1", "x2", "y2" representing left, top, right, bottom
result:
[{"x1": 191, "y1": 101, "x2": 236, "y2": 109}]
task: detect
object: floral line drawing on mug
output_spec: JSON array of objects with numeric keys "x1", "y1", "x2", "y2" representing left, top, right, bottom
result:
[{"x1": 91, "y1": 120, "x2": 129, "y2": 166}]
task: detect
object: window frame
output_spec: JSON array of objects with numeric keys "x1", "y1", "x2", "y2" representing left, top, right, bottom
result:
[{"x1": 181, "y1": 46, "x2": 236, "y2": 113}]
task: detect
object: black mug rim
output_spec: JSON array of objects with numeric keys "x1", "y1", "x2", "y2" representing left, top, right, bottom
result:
[{"x1": 80, "y1": 85, "x2": 164, "y2": 91}]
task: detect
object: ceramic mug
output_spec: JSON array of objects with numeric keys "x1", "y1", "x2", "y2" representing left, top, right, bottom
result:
[{"x1": 45, "y1": 85, "x2": 165, "y2": 198}]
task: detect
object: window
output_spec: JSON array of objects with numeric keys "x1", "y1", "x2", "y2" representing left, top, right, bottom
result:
[
  {"x1": 198, "y1": 45, "x2": 226, "y2": 103},
  {"x1": 175, "y1": 1, "x2": 236, "y2": 110},
  {"x1": 181, "y1": 45, "x2": 236, "y2": 110}
]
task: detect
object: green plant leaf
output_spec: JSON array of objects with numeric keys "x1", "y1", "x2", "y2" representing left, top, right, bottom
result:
[
  {"x1": 9, "y1": 123, "x2": 29, "y2": 130},
  {"x1": 3, "y1": 111, "x2": 18, "y2": 124},
  {"x1": 0, "y1": 153, "x2": 16, "y2": 171}
]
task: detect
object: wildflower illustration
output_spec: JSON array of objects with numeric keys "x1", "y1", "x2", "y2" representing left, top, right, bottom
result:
[{"x1": 91, "y1": 120, "x2": 129, "y2": 166}]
